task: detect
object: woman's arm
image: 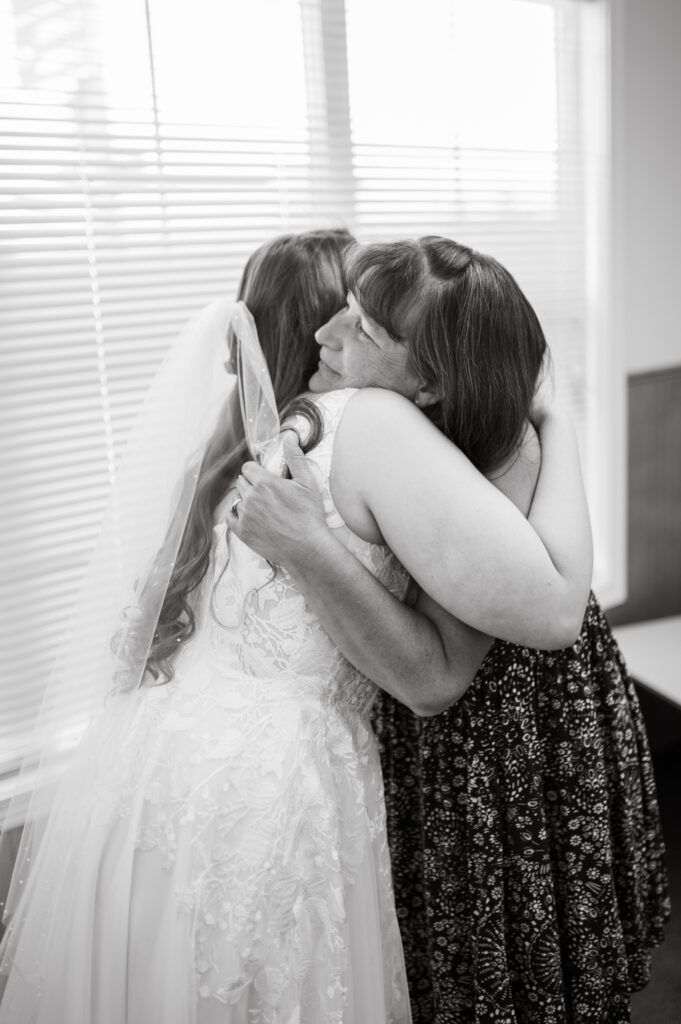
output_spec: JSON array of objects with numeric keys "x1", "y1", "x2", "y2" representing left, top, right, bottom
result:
[
  {"x1": 327, "y1": 388, "x2": 591, "y2": 647},
  {"x1": 231, "y1": 439, "x2": 492, "y2": 715},
  {"x1": 234, "y1": 391, "x2": 591, "y2": 651},
  {"x1": 230, "y1": 410, "x2": 584, "y2": 716},
  {"x1": 527, "y1": 406, "x2": 593, "y2": 599},
  {"x1": 280, "y1": 521, "x2": 492, "y2": 716}
]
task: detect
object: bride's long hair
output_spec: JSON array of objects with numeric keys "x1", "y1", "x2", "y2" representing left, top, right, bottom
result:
[{"x1": 142, "y1": 229, "x2": 353, "y2": 683}]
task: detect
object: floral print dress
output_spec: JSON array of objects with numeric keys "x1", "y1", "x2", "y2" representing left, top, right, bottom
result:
[{"x1": 373, "y1": 593, "x2": 670, "y2": 1024}]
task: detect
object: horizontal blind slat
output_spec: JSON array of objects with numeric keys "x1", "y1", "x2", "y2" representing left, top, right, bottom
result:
[{"x1": 0, "y1": 0, "x2": 608, "y2": 797}]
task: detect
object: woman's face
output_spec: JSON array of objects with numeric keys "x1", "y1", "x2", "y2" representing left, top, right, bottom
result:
[{"x1": 308, "y1": 292, "x2": 421, "y2": 398}]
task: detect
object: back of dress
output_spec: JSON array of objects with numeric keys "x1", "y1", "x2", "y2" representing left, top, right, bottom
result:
[
  {"x1": 186, "y1": 386, "x2": 410, "y2": 717},
  {"x1": 0, "y1": 387, "x2": 413, "y2": 1024}
]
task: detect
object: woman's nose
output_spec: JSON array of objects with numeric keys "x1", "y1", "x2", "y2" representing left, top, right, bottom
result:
[{"x1": 315, "y1": 307, "x2": 346, "y2": 349}]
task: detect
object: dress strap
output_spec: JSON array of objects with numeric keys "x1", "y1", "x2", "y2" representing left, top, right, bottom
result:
[{"x1": 289, "y1": 388, "x2": 357, "y2": 530}]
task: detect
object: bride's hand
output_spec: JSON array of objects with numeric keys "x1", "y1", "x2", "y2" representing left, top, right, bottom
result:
[{"x1": 226, "y1": 434, "x2": 328, "y2": 565}]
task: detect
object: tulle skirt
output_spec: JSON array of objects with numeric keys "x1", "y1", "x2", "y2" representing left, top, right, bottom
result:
[{"x1": 0, "y1": 649, "x2": 411, "y2": 1024}]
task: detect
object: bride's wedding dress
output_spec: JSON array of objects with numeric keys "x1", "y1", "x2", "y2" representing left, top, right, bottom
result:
[{"x1": 0, "y1": 388, "x2": 412, "y2": 1024}]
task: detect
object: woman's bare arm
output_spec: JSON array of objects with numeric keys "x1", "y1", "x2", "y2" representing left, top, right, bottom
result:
[
  {"x1": 272, "y1": 518, "x2": 492, "y2": 716},
  {"x1": 527, "y1": 406, "x2": 593, "y2": 596},
  {"x1": 231, "y1": 422, "x2": 541, "y2": 717},
  {"x1": 327, "y1": 388, "x2": 591, "y2": 647},
  {"x1": 230, "y1": 395, "x2": 590, "y2": 712}
]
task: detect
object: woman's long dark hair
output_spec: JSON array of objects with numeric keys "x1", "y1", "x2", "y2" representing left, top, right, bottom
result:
[
  {"x1": 132, "y1": 229, "x2": 353, "y2": 684},
  {"x1": 345, "y1": 236, "x2": 548, "y2": 475}
]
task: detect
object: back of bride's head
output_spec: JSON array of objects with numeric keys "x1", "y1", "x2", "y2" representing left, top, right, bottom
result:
[
  {"x1": 140, "y1": 228, "x2": 354, "y2": 684},
  {"x1": 238, "y1": 229, "x2": 353, "y2": 404}
]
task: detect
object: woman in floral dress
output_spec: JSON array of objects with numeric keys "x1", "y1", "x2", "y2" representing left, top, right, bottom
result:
[{"x1": 234, "y1": 236, "x2": 670, "y2": 1024}]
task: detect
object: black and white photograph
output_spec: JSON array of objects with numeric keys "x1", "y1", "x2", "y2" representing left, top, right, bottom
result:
[{"x1": 0, "y1": 0, "x2": 679, "y2": 1021}]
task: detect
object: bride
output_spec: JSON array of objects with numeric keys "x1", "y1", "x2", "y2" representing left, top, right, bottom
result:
[
  {"x1": 228, "y1": 235, "x2": 669, "y2": 1023},
  {"x1": 0, "y1": 230, "x2": 592, "y2": 1024}
]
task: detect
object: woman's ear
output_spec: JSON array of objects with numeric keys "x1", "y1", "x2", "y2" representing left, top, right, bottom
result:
[{"x1": 414, "y1": 383, "x2": 438, "y2": 409}]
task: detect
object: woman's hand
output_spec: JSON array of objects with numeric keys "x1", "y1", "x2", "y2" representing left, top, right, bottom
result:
[
  {"x1": 226, "y1": 435, "x2": 329, "y2": 565},
  {"x1": 529, "y1": 367, "x2": 556, "y2": 427}
]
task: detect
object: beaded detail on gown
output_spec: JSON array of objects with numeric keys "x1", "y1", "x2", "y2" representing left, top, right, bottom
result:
[
  {"x1": 373, "y1": 594, "x2": 670, "y2": 1024},
  {"x1": 0, "y1": 387, "x2": 412, "y2": 1024}
]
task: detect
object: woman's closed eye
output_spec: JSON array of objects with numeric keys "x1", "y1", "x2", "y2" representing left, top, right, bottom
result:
[{"x1": 356, "y1": 319, "x2": 374, "y2": 343}]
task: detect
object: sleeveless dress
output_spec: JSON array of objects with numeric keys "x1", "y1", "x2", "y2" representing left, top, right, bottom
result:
[
  {"x1": 0, "y1": 388, "x2": 412, "y2": 1024},
  {"x1": 373, "y1": 595, "x2": 670, "y2": 1024}
]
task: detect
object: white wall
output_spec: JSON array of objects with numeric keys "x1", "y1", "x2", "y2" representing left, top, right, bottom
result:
[{"x1": 611, "y1": 0, "x2": 681, "y2": 374}]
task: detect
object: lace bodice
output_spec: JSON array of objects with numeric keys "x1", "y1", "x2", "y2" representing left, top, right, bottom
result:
[
  {"x1": 136, "y1": 387, "x2": 413, "y2": 1019},
  {"x1": 0, "y1": 388, "x2": 413, "y2": 1024},
  {"x1": 186, "y1": 387, "x2": 410, "y2": 717}
]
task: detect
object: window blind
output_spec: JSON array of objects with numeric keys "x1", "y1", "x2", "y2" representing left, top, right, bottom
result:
[{"x1": 0, "y1": 0, "x2": 617, "y2": 824}]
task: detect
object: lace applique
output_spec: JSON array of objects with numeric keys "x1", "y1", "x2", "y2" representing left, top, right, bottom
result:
[
  {"x1": 122, "y1": 388, "x2": 410, "y2": 1020},
  {"x1": 0, "y1": 389, "x2": 412, "y2": 1024}
]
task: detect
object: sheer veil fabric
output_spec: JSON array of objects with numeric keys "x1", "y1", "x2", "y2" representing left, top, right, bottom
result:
[
  {"x1": 0, "y1": 313, "x2": 413, "y2": 1020},
  {"x1": 0, "y1": 298, "x2": 279, "y2": 926}
]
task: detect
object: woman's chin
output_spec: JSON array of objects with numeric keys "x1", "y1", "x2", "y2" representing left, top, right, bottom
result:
[{"x1": 308, "y1": 365, "x2": 344, "y2": 392}]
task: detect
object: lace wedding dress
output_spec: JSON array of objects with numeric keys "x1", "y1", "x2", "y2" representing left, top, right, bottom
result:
[{"x1": 0, "y1": 388, "x2": 412, "y2": 1024}]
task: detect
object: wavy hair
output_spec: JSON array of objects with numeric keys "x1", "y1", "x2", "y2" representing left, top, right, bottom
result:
[
  {"x1": 345, "y1": 236, "x2": 548, "y2": 475},
  {"x1": 127, "y1": 229, "x2": 354, "y2": 685}
]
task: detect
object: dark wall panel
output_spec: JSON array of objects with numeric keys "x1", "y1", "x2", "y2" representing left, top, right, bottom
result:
[{"x1": 608, "y1": 364, "x2": 681, "y2": 627}]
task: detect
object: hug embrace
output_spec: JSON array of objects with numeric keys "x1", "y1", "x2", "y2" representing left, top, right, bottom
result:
[{"x1": 0, "y1": 230, "x2": 669, "y2": 1023}]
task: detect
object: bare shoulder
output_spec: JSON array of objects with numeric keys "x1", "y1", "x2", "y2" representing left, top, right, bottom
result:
[
  {"x1": 337, "y1": 386, "x2": 452, "y2": 454},
  {"x1": 335, "y1": 386, "x2": 477, "y2": 484},
  {"x1": 329, "y1": 387, "x2": 482, "y2": 543},
  {"x1": 341, "y1": 386, "x2": 424, "y2": 429},
  {"x1": 328, "y1": 389, "x2": 421, "y2": 543}
]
